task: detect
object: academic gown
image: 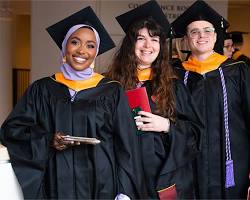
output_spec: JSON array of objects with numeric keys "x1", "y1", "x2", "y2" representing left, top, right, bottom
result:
[
  {"x1": 170, "y1": 58, "x2": 183, "y2": 70},
  {"x1": 138, "y1": 79, "x2": 202, "y2": 199},
  {"x1": 174, "y1": 59, "x2": 250, "y2": 199},
  {"x1": 0, "y1": 75, "x2": 143, "y2": 199},
  {"x1": 232, "y1": 49, "x2": 250, "y2": 67}
]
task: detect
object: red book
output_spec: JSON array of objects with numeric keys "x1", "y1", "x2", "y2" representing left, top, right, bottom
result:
[
  {"x1": 158, "y1": 184, "x2": 177, "y2": 200},
  {"x1": 247, "y1": 186, "x2": 250, "y2": 200},
  {"x1": 125, "y1": 87, "x2": 151, "y2": 112}
]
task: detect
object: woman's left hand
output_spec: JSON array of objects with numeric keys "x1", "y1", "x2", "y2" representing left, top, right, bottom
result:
[
  {"x1": 51, "y1": 132, "x2": 80, "y2": 151},
  {"x1": 135, "y1": 111, "x2": 170, "y2": 133}
]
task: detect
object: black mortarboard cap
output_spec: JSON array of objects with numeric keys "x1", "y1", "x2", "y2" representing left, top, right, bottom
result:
[
  {"x1": 172, "y1": 0, "x2": 229, "y2": 38},
  {"x1": 214, "y1": 29, "x2": 231, "y2": 54},
  {"x1": 116, "y1": 0, "x2": 170, "y2": 36},
  {"x1": 224, "y1": 32, "x2": 232, "y2": 40},
  {"x1": 228, "y1": 31, "x2": 249, "y2": 44},
  {"x1": 46, "y1": 6, "x2": 115, "y2": 56}
]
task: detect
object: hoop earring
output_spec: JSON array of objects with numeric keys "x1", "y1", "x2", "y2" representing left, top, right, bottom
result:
[
  {"x1": 90, "y1": 61, "x2": 95, "y2": 69},
  {"x1": 62, "y1": 56, "x2": 66, "y2": 64}
]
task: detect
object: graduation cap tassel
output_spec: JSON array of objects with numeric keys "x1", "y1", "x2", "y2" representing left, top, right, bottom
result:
[
  {"x1": 221, "y1": 17, "x2": 224, "y2": 29},
  {"x1": 168, "y1": 27, "x2": 173, "y2": 63},
  {"x1": 226, "y1": 160, "x2": 235, "y2": 188},
  {"x1": 225, "y1": 126, "x2": 235, "y2": 188},
  {"x1": 218, "y1": 67, "x2": 235, "y2": 189}
]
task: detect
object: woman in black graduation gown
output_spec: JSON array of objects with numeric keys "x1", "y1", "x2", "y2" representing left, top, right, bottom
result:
[
  {"x1": 0, "y1": 7, "x2": 144, "y2": 199},
  {"x1": 172, "y1": 1, "x2": 250, "y2": 199},
  {"x1": 106, "y1": 1, "x2": 202, "y2": 199}
]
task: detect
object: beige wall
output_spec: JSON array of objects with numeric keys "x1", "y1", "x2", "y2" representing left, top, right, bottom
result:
[
  {"x1": 13, "y1": 15, "x2": 30, "y2": 69},
  {"x1": 0, "y1": 18, "x2": 13, "y2": 125},
  {"x1": 228, "y1": 4, "x2": 250, "y2": 57}
]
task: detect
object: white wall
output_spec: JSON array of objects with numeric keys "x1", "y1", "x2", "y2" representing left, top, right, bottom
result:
[{"x1": 31, "y1": 0, "x2": 228, "y2": 82}]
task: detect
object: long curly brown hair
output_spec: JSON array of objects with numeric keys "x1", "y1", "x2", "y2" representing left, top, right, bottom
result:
[{"x1": 106, "y1": 17, "x2": 176, "y2": 119}]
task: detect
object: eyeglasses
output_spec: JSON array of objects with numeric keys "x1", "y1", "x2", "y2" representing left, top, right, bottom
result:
[
  {"x1": 188, "y1": 27, "x2": 215, "y2": 39},
  {"x1": 223, "y1": 45, "x2": 233, "y2": 50}
]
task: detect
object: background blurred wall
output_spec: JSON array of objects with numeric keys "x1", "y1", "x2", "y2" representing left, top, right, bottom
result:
[{"x1": 228, "y1": 1, "x2": 250, "y2": 56}]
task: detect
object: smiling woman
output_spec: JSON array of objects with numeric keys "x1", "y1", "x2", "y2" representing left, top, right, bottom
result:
[
  {"x1": 65, "y1": 27, "x2": 97, "y2": 71},
  {"x1": 135, "y1": 27, "x2": 160, "y2": 69},
  {"x1": 0, "y1": 6, "x2": 145, "y2": 199},
  {"x1": 106, "y1": 1, "x2": 202, "y2": 199}
]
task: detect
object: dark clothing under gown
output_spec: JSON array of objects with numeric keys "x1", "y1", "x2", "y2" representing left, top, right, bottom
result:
[
  {"x1": 0, "y1": 76, "x2": 144, "y2": 199},
  {"x1": 175, "y1": 59, "x2": 250, "y2": 199},
  {"x1": 233, "y1": 49, "x2": 250, "y2": 67},
  {"x1": 137, "y1": 79, "x2": 202, "y2": 199}
]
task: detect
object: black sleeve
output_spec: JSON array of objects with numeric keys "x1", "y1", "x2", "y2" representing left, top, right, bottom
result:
[
  {"x1": 156, "y1": 80, "x2": 203, "y2": 197},
  {"x1": 0, "y1": 80, "x2": 53, "y2": 199},
  {"x1": 239, "y1": 62, "x2": 250, "y2": 170},
  {"x1": 112, "y1": 84, "x2": 146, "y2": 199}
]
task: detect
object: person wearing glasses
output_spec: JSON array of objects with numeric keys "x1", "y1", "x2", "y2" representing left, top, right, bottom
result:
[
  {"x1": 223, "y1": 32, "x2": 234, "y2": 58},
  {"x1": 230, "y1": 31, "x2": 250, "y2": 66},
  {"x1": 172, "y1": 1, "x2": 250, "y2": 199}
]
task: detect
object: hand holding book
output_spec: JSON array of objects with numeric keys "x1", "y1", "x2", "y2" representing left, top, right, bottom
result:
[
  {"x1": 125, "y1": 87, "x2": 151, "y2": 112},
  {"x1": 135, "y1": 111, "x2": 170, "y2": 133},
  {"x1": 125, "y1": 87, "x2": 170, "y2": 133},
  {"x1": 51, "y1": 132, "x2": 100, "y2": 151},
  {"x1": 62, "y1": 135, "x2": 100, "y2": 145},
  {"x1": 125, "y1": 87, "x2": 151, "y2": 134}
]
